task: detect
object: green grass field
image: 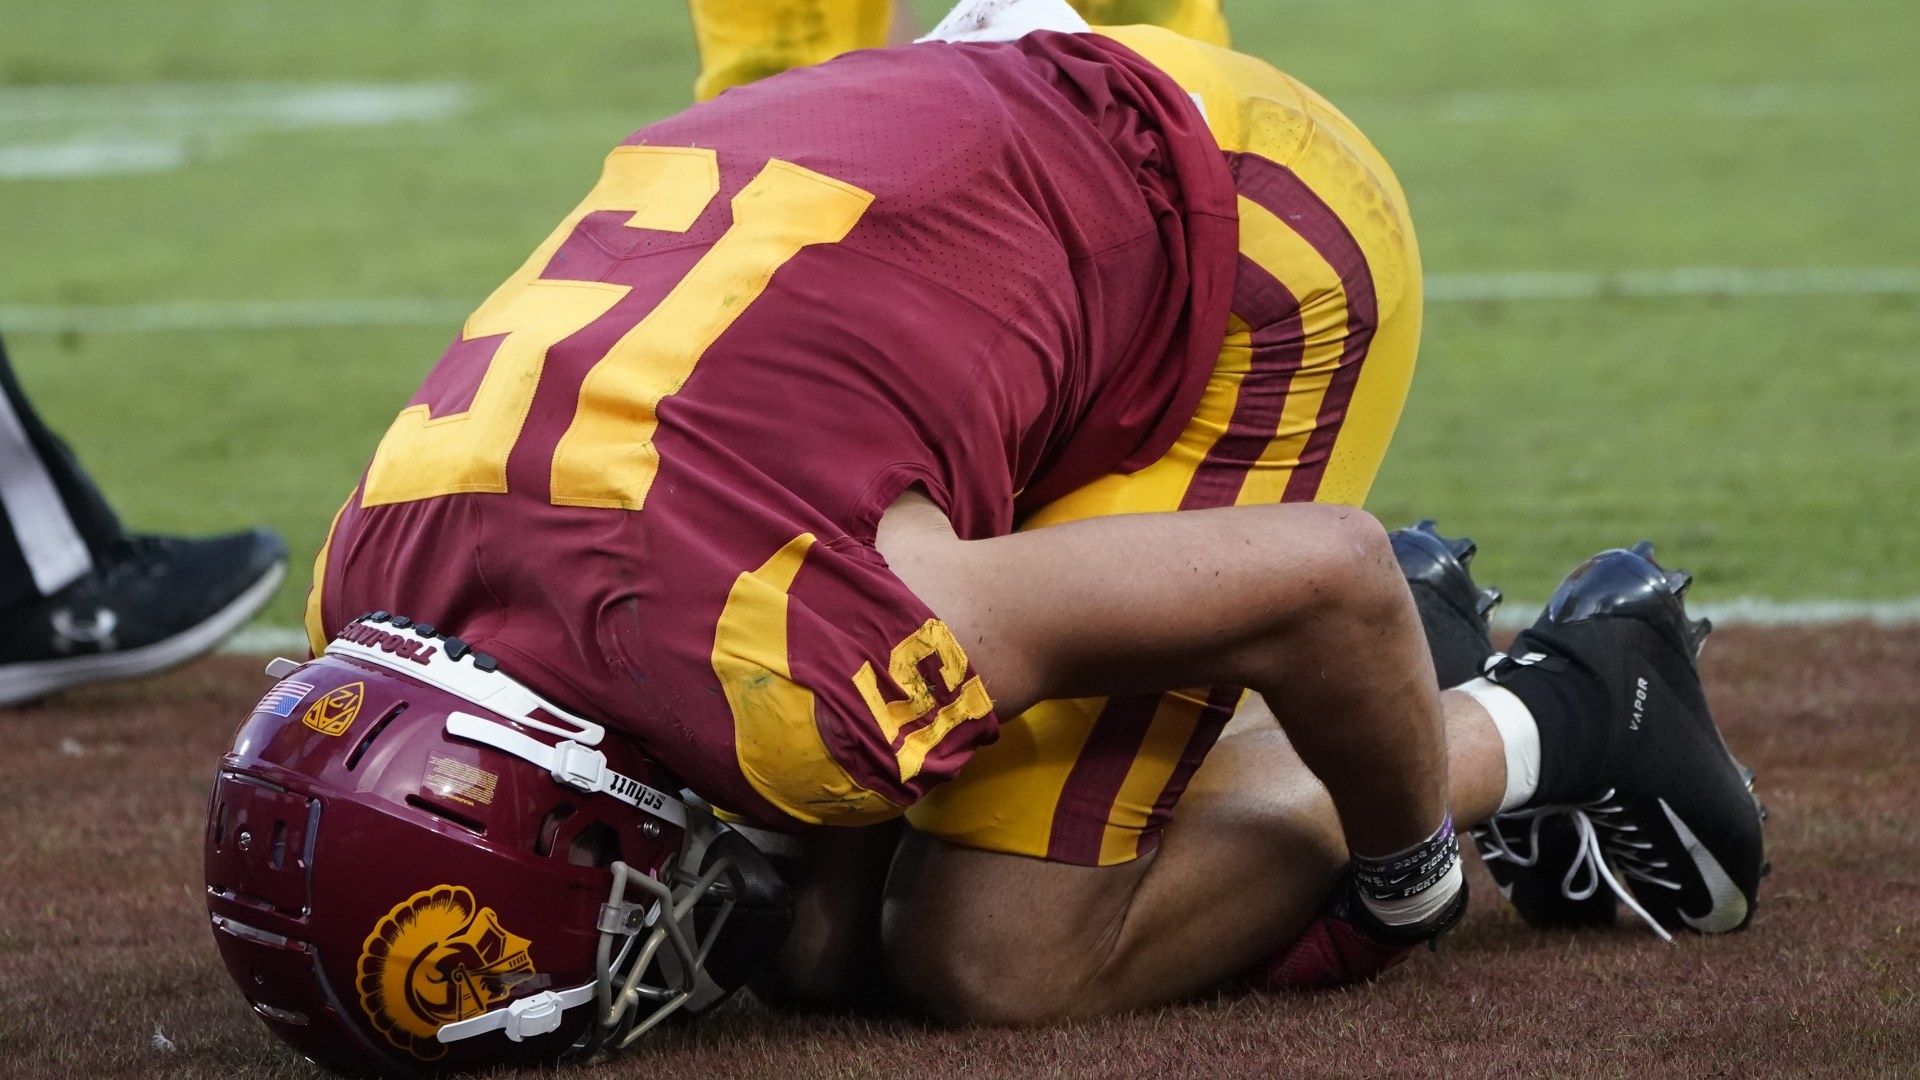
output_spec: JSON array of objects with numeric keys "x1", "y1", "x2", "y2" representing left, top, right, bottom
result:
[{"x1": 2, "y1": 0, "x2": 1916, "y2": 631}]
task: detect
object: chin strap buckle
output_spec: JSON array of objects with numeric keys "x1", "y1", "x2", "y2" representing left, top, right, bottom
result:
[
  {"x1": 444, "y1": 712, "x2": 688, "y2": 827},
  {"x1": 550, "y1": 740, "x2": 609, "y2": 793},
  {"x1": 435, "y1": 982, "x2": 597, "y2": 1044},
  {"x1": 500, "y1": 991, "x2": 567, "y2": 1042}
]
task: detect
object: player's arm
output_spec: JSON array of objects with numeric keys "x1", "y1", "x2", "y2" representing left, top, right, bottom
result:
[{"x1": 876, "y1": 491, "x2": 1453, "y2": 870}]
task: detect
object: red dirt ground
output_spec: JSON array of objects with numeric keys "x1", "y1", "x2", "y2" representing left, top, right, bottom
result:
[{"x1": 3, "y1": 626, "x2": 1917, "y2": 1079}]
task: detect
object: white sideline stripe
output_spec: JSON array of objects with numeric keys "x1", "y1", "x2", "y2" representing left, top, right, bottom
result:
[
  {"x1": 1488, "y1": 597, "x2": 1920, "y2": 632},
  {"x1": 0, "y1": 83, "x2": 468, "y2": 130},
  {"x1": 224, "y1": 626, "x2": 314, "y2": 655},
  {"x1": 1345, "y1": 83, "x2": 1896, "y2": 124},
  {"x1": 0, "y1": 139, "x2": 186, "y2": 179},
  {"x1": 0, "y1": 299, "x2": 475, "y2": 334},
  {"x1": 1427, "y1": 267, "x2": 1920, "y2": 303},
  {"x1": 223, "y1": 598, "x2": 1920, "y2": 657},
  {"x1": 5, "y1": 267, "x2": 1915, "y2": 335},
  {"x1": 0, "y1": 83, "x2": 469, "y2": 180}
]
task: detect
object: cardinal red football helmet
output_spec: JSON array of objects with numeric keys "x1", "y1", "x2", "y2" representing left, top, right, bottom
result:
[{"x1": 205, "y1": 612, "x2": 787, "y2": 1076}]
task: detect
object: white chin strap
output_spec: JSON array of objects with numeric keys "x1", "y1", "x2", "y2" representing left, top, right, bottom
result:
[
  {"x1": 435, "y1": 984, "x2": 597, "y2": 1044},
  {"x1": 445, "y1": 712, "x2": 687, "y2": 828},
  {"x1": 314, "y1": 631, "x2": 689, "y2": 829}
]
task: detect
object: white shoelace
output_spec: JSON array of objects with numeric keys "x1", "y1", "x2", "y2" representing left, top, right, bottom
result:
[{"x1": 1476, "y1": 792, "x2": 1677, "y2": 943}]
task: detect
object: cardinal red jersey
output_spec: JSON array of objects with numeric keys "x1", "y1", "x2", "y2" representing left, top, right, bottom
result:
[{"x1": 310, "y1": 32, "x2": 1239, "y2": 828}]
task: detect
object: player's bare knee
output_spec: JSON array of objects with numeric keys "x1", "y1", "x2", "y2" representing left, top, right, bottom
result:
[
  {"x1": 883, "y1": 926, "x2": 1090, "y2": 1026},
  {"x1": 881, "y1": 841, "x2": 1119, "y2": 1025}
]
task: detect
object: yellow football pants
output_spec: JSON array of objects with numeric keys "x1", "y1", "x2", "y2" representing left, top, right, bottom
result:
[{"x1": 688, "y1": 0, "x2": 1230, "y2": 100}]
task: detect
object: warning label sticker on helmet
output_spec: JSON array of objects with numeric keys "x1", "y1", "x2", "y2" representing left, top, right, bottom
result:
[{"x1": 425, "y1": 755, "x2": 500, "y2": 807}]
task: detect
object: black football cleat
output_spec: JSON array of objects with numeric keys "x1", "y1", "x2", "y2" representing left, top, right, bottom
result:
[
  {"x1": 1486, "y1": 543, "x2": 1765, "y2": 938},
  {"x1": 1389, "y1": 519, "x2": 1503, "y2": 689}
]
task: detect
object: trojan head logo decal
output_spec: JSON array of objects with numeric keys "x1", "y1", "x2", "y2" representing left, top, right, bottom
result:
[
  {"x1": 357, "y1": 885, "x2": 538, "y2": 1059},
  {"x1": 302, "y1": 681, "x2": 363, "y2": 736}
]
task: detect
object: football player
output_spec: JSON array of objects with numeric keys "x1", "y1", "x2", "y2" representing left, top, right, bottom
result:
[
  {"x1": 204, "y1": 1, "x2": 1764, "y2": 1072},
  {"x1": 688, "y1": 0, "x2": 1231, "y2": 101}
]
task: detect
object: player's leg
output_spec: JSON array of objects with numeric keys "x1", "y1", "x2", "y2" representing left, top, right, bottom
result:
[
  {"x1": 1074, "y1": 0, "x2": 1230, "y2": 47},
  {"x1": 748, "y1": 818, "x2": 905, "y2": 1009},
  {"x1": 885, "y1": 685, "x2": 1508, "y2": 1021},
  {"x1": 868, "y1": 493, "x2": 1482, "y2": 1011},
  {"x1": 0, "y1": 333, "x2": 125, "y2": 612},
  {"x1": 0, "y1": 332, "x2": 287, "y2": 706},
  {"x1": 688, "y1": 0, "x2": 1234, "y2": 103},
  {"x1": 688, "y1": 0, "x2": 897, "y2": 100},
  {"x1": 764, "y1": 521, "x2": 1506, "y2": 1016}
]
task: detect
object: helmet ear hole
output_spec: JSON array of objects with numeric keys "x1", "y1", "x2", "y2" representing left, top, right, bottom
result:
[
  {"x1": 535, "y1": 803, "x2": 578, "y2": 858},
  {"x1": 345, "y1": 703, "x2": 408, "y2": 770},
  {"x1": 567, "y1": 821, "x2": 623, "y2": 868}
]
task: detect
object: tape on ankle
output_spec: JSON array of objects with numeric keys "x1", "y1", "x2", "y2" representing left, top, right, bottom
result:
[
  {"x1": 1353, "y1": 815, "x2": 1462, "y2": 928},
  {"x1": 1458, "y1": 675, "x2": 1541, "y2": 812}
]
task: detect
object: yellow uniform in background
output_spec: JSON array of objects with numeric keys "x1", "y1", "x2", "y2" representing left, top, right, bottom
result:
[{"x1": 689, "y1": 0, "x2": 1230, "y2": 100}]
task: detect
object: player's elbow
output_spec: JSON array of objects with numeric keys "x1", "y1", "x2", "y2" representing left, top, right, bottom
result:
[
  {"x1": 1231, "y1": 504, "x2": 1405, "y2": 670},
  {"x1": 1307, "y1": 505, "x2": 1405, "y2": 625}
]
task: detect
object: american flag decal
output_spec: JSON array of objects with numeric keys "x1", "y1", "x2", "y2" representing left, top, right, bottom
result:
[{"x1": 254, "y1": 679, "x2": 316, "y2": 718}]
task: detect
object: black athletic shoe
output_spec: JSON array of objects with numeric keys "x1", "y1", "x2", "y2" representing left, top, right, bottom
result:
[
  {"x1": 0, "y1": 529, "x2": 288, "y2": 706},
  {"x1": 1485, "y1": 542, "x2": 1766, "y2": 938},
  {"x1": 1388, "y1": 519, "x2": 1502, "y2": 689}
]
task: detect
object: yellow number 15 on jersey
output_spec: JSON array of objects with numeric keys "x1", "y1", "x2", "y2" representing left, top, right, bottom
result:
[{"x1": 360, "y1": 145, "x2": 873, "y2": 511}]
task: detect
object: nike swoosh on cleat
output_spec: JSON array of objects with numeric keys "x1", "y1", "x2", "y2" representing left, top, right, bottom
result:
[{"x1": 1658, "y1": 799, "x2": 1750, "y2": 933}]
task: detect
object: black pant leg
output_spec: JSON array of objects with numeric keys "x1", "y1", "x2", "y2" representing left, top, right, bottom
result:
[{"x1": 0, "y1": 333, "x2": 126, "y2": 609}]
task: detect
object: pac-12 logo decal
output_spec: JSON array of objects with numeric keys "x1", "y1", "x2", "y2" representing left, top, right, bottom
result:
[
  {"x1": 301, "y1": 682, "x2": 363, "y2": 736},
  {"x1": 357, "y1": 885, "x2": 538, "y2": 1059}
]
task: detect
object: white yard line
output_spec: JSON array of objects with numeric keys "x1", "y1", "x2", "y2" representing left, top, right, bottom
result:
[
  {"x1": 1426, "y1": 267, "x2": 1920, "y2": 303},
  {"x1": 0, "y1": 83, "x2": 468, "y2": 180},
  {"x1": 223, "y1": 626, "x2": 316, "y2": 655},
  {"x1": 224, "y1": 597, "x2": 1920, "y2": 657},
  {"x1": 0, "y1": 82, "x2": 468, "y2": 131},
  {"x1": 1489, "y1": 597, "x2": 1920, "y2": 632},
  {"x1": 0, "y1": 298, "x2": 474, "y2": 334},
  {"x1": 0, "y1": 138, "x2": 185, "y2": 180},
  {"x1": 1345, "y1": 83, "x2": 1897, "y2": 124},
  {"x1": 4, "y1": 267, "x2": 1915, "y2": 335}
]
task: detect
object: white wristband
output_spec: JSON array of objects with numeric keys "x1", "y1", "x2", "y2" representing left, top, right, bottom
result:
[{"x1": 1361, "y1": 859, "x2": 1464, "y2": 927}]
